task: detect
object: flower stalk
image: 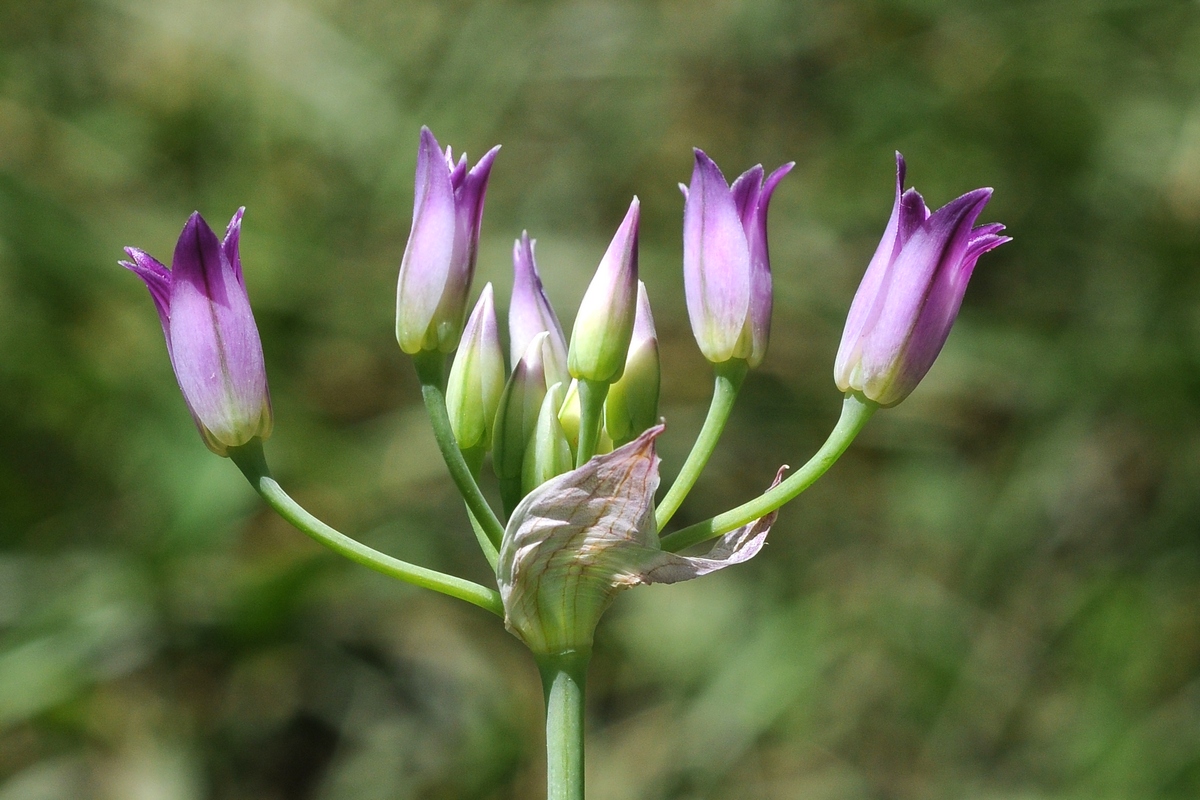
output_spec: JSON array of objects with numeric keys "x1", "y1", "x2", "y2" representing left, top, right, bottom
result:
[
  {"x1": 537, "y1": 651, "x2": 590, "y2": 800},
  {"x1": 660, "y1": 392, "x2": 876, "y2": 552},
  {"x1": 413, "y1": 350, "x2": 506, "y2": 553},
  {"x1": 229, "y1": 439, "x2": 503, "y2": 615},
  {"x1": 655, "y1": 357, "x2": 747, "y2": 530}
]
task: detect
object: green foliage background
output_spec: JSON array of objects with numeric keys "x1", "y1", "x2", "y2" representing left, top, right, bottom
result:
[{"x1": 3, "y1": 0, "x2": 1200, "y2": 797}]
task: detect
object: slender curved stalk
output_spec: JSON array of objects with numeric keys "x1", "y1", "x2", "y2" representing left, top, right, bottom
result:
[
  {"x1": 655, "y1": 358, "x2": 748, "y2": 530},
  {"x1": 412, "y1": 351, "x2": 507, "y2": 552},
  {"x1": 660, "y1": 392, "x2": 877, "y2": 552},
  {"x1": 229, "y1": 439, "x2": 504, "y2": 616},
  {"x1": 461, "y1": 445, "x2": 499, "y2": 570},
  {"x1": 575, "y1": 379, "x2": 608, "y2": 468},
  {"x1": 537, "y1": 650, "x2": 590, "y2": 800}
]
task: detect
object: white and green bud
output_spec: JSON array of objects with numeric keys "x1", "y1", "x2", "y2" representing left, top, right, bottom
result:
[
  {"x1": 493, "y1": 332, "x2": 550, "y2": 509},
  {"x1": 567, "y1": 198, "x2": 640, "y2": 384},
  {"x1": 604, "y1": 282, "x2": 660, "y2": 446},
  {"x1": 522, "y1": 382, "x2": 574, "y2": 496},
  {"x1": 497, "y1": 426, "x2": 781, "y2": 656},
  {"x1": 445, "y1": 284, "x2": 506, "y2": 453}
]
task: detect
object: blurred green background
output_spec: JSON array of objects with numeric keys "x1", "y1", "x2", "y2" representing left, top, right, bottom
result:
[{"x1": 3, "y1": 0, "x2": 1200, "y2": 797}]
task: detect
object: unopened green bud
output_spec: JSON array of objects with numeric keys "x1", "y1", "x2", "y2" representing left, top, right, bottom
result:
[
  {"x1": 522, "y1": 382, "x2": 574, "y2": 496},
  {"x1": 567, "y1": 198, "x2": 639, "y2": 384},
  {"x1": 605, "y1": 282, "x2": 660, "y2": 446},
  {"x1": 493, "y1": 332, "x2": 549, "y2": 511},
  {"x1": 446, "y1": 284, "x2": 505, "y2": 452}
]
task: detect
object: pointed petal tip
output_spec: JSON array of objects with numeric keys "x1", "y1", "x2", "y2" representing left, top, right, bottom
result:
[
  {"x1": 417, "y1": 126, "x2": 441, "y2": 155},
  {"x1": 225, "y1": 207, "x2": 245, "y2": 237},
  {"x1": 763, "y1": 161, "x2": 794, "y2": 198},
  {"x1": 180, "y1": 211, "x2": 215, "y2": 241},
  {"x1": 472, "y1": 143, "x2": 501, "y2": 172}
]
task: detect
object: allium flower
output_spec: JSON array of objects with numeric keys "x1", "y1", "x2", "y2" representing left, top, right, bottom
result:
[
  {"x1": 121, "y1": 209, "x2": 272, "y2": 456},
  {"x1": 510, "y1": 232, "x2": 569, "y2": 388},
  {"x1": 834, "y1": 154, "x2": 1010, "y2": 407},
  {"x1": 396, "y1": 127, "x2": 500, "y2": 354},
  {"x1": 682, "y1": 150, "x2": 793, "y2": 367},
  {"x1": 567, "y1": 198, "x2": 640, "y2": 384}
]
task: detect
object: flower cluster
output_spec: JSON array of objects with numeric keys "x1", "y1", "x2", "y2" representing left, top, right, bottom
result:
[{"x1": 121, "y1": 129, "x2": 1007, "y2": 660}]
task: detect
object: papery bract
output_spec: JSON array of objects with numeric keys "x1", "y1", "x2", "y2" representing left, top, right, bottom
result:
[
  {"x1": 510, "y1": 232, "x2": 570, "y2": 389},
  {"x1": 497, "y1": 426, "x2": 780, "y2": 656},
  {"x1": 121, "y1": 209, "x2": 272, "y2": 457},
  {"x1": 396, "y1": 127, "x2": 500, "y2": 354},
  {"x1": 682, "y1": 150, "x2": 792, "y2": 367},
  {"x1": 834, "y1": 154, "x2": 1010, "y2": 406}
]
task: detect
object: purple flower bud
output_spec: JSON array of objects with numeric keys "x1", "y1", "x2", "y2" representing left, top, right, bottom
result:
[
  {"x1": 121, "y1": 209, "x2": 272, "y2": 456},
  {"x1": 510, "y1": 232, "x2": 569, "y2": 388},
  {"x1": 682, "y1": 149, "x2": 792, "y2": 367},
  {"x1": 835, "y1": 153, "x2": 1011, "y2": 406},
  {"x1": 396, "y1": 127, "x2": 500, "y2": 354},
  {"x1": 567, "y1": 198, "x2": 640, "y2": 384}
]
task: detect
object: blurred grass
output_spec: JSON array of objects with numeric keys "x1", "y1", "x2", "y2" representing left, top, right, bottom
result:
[{"x1": 3, "y1": 0, "x2": 1200, "y2": 797}]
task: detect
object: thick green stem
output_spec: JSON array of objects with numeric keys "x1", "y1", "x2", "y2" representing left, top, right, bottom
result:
[
  {"x1": 537, "y1": 650, "x2": 590, "y2": 800},
  {"x1": 229, "y1": 440, "x2": 503, "y2": 616},
  {"x1": 412, "y1": 351, "x2": 506, "y2": 552},
  {"x1": 575, "y1": 379, "x2": 608, "y2": 468},
  {"x1": 655, "y1": 359, "x2": 748, "y2": 530},
  {"x1": 660, "y1": 392, "x2": 877, "y2": 552}
]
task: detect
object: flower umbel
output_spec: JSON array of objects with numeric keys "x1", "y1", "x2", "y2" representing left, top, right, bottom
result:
[
  {"x1": 834, "y1": 153, "x2": 1010, "y2": 406},
  {"x1": 396, "y1": 127, "x2": 500, "y2": 354},
  {"x1": 121, "y1": 209, "x2": 272, "y2": 456},
  {"x1": 682, "y1": 150, "x2": 793, "y2": 367}
]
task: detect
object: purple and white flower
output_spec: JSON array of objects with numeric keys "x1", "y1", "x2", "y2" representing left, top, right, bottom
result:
[
  {"x1": 121, "y1": 209, "x2": 272, "y2": 456},
  {"x1": 834, "y1": 153, "x2": 1010, "y2": 406}
]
